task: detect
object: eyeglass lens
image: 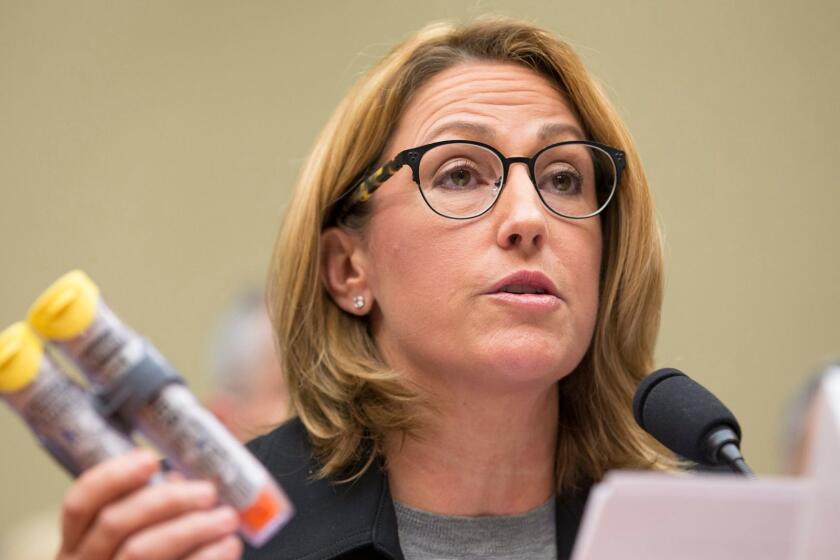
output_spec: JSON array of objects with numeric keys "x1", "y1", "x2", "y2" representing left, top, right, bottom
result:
[{"x1": 417, "y1": 142, "x2": 616, "y2": 218}]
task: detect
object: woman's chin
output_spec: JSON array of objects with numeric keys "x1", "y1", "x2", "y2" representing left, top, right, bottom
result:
[
  {"x1": 397, "y1": 328, "x2": 588, "y2": 393},
  {"x1": 463, "y1": 340, "x2": 582, "y2": 390},
  {"x1": 491, "y1": 357, "x2": 573, "y2": 387}
]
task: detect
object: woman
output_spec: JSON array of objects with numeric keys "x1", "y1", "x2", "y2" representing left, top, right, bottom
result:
[{"x1": 56, "y1": 17, "x2": 674, "y2": 560}]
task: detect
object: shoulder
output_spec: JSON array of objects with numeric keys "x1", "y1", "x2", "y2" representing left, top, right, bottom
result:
[
  {"x1": 243, "y1": 418, "x2": 401, "y2": 560},
  {"x1": 247, "y1": 417, "x2": 313, "y2": 478}
]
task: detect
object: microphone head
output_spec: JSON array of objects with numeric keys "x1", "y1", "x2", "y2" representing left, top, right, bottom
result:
[{"x1": 633, "y1": 368, "x2": 742, "y2": 465}]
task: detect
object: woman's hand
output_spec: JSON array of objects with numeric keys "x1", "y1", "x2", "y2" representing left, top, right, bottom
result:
[{"x1": 56, "y1": 449, "x2": 242, "y2": 560}]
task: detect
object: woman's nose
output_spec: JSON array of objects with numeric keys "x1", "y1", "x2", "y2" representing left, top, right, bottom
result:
[{"x1": 494, "y1": 164, "x2": 548, "y2": 253}]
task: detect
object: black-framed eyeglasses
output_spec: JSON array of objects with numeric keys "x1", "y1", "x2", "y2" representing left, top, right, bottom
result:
[{"x1": 332, "y1": 139, "x2": 625, "y2": 222}]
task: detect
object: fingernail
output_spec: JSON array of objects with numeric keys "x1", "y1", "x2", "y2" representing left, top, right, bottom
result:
[
  {"x1": 135, "y1": 448, "x2": 159, "y2": 470},
  {"x1": 194, "y1": 481, "x2": 217, "y2": 503},
  {"x1": 136, "y1": 447, "x2": 157, "y2": 461},
  {"x1": 214, "y1": 506, "x2": 240, "y2": 529}
]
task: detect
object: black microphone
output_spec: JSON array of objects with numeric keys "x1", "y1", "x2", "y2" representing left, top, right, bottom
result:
[{"x1": 633, "y1": 368, "x2": 754, "y2": 476}]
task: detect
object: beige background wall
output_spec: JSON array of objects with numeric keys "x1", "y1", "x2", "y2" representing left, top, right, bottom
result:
[{"x1": 1, "y1": 0, "x2": 838, "y2": 545}]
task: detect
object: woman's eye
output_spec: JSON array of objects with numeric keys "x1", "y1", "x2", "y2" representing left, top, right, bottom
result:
[
  {"x1": 541, "y1": 165, "x2": 583, "y2": 195},
  {"x1": 552, "y1": 173, "x2": 575, "y2": 191},
  {"x1": 449, "y1": 168, "x2": 472, "y2": 187},
  {"x1": 433, "y1": 161, "x2": 486, "y2": 190}
]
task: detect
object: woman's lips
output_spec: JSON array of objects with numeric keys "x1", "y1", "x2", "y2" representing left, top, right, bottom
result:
[
  {"x1": 484, "y1": 270, "x2": 563, "y2": 311},
  {"x1": 487, "y1": 270, "x2": 561, "y2": 297},
  {"x1": 484, "y1": 291, "x2": 562, "y2": 311}
]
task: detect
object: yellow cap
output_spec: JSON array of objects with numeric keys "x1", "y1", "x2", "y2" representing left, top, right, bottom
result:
[
  {"x1": 0, "y1": 322, "x2": 44, "y2": 393},
  {"x1": 27, "y1": 270, "x2": 100, "y2": 340}
]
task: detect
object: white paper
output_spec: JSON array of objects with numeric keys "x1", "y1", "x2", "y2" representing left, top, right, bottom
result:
[{"x1": 571, "y1": 471, "x2": 804, "y2": 560}]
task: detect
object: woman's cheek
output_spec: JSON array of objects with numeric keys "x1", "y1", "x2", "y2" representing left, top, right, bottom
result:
[{"x1": 375, "y1": 222, "x2": 458, "y2": 289}]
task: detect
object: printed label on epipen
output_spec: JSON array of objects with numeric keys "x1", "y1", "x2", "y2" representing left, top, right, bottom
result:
[
  {"x1": 136, "y1": 384, "x2": 267, "y2": 507},
  {"x1": 135, "y1": 383, "x2": 294, "y2": 546},
  {"x1": 60, "y1": 301, "x2": 145, "y2": 386},
  {"x1": 13, "y1": 365, "x2": 134, "y2": 475}
]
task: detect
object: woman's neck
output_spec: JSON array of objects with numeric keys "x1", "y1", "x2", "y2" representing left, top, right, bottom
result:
[{"x1": 384, "y1": 381, "x2": 559, "y2": 517}]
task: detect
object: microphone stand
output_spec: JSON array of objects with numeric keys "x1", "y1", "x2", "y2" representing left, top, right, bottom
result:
[{"x1": 705, "y1": 426, "x2": 755, "y2": 477}]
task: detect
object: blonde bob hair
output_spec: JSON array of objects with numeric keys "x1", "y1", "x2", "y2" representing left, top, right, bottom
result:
[{"x1": 268, "y1": 16, "x2": 675, "y2": 492}]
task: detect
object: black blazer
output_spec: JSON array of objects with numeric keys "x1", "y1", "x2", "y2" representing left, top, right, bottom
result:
[{"x1": 242, "y1": 418, "x2": 590, "y2": 560}]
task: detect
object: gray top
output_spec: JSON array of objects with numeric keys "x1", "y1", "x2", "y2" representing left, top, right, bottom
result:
[{"x1": 394, "y1": 498, "x2": 557, "y2": 560}]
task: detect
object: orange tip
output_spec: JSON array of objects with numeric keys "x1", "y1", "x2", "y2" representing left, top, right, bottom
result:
[{"x1": 239, "y1": 486, "x2": 284, "y2": 532}]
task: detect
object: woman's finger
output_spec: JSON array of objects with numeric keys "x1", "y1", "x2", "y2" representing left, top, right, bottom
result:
[
  {"x1": 75, "y1": 479, "x2": 218, "y2": 560},
  {"x1": 60, "y1": 448, "x2": 160, "y2": 555},
  {"x1": 182, "y1": 535, "x2": 243, "y2": 560},
  {"x1": 113, "y1": 506, "x2": 239, "y2": 560},
  {"x1": 164, "y1": 469, "x2": 186, "y2": 482}
]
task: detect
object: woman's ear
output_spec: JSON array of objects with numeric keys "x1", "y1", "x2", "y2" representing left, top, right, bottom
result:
[{"x1": 320, "y1": 226, "x2": 372, "y2": 315}]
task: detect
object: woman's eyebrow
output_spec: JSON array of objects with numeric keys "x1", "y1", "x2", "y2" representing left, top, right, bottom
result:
[
  {"x1": 423, "y1": 120, "x2": 496, "y2": 143},
  {"x1": 538, "y1": 122, "x2": 585, "y2": 142},
  {"x1": 423, "y1": 120, "x2": 585, "y2": 145}
]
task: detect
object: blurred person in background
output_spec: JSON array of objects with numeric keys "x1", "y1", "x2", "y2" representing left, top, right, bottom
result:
[
  {"x1": 784, "y1": 364, "x2": 840, "y2": 475},
  {"x1": 204, "y1": 291, "x2": 289, "y2": 442}
]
